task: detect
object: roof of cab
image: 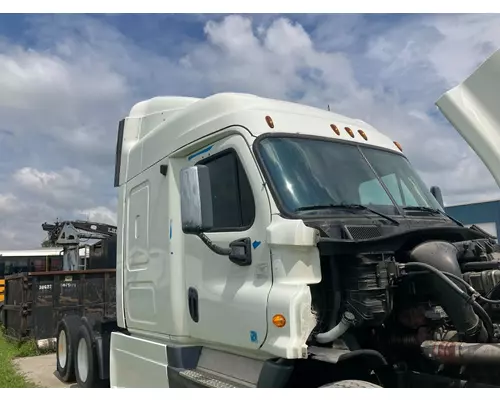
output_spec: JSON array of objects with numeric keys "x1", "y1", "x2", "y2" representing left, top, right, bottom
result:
[
  {"x1": 123, "y1": 93, "x2": 402, "y2": 173},
  {"x1": 129, "y1": 92, "x2": 375, "y2": 131}
]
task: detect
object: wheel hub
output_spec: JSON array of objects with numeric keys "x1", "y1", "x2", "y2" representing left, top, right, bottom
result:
[
  {"x1": 58, "y1": 330, "x2": 67, "y2": 369},
  {"x1": 77, "y1": 337, "x2": 89, "y2": 383}
]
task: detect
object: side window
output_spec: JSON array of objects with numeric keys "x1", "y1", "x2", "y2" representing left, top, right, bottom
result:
[{"x1": 198, "y1": 150, "x2": 255, "y2": 230}]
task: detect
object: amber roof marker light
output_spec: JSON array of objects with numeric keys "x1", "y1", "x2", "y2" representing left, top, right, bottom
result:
[
  {"x1": 394, "y1": 141, "x2": 403, "y2": 152},
  {"x1": 265, "y1": 116, "x2": 274, "y2": 129},
  {"x1": 330, "y1": 124, "x2": 340, "y2": 135},
  {"x1": 345, "y1": 127, "x2": 355, "y2": 138},
  {"x1": 358, "y1": 129, "x2": 368, "y2": 141}
]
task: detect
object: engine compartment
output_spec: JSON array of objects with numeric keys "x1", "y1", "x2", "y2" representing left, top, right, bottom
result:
[{"x1": 308, "y1": 224, "x2": 500, "y2": 387}]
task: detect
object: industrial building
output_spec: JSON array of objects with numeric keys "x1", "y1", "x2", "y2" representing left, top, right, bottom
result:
[{"x1": 445, "y1": 199, "x2": 500, "y2": 241}]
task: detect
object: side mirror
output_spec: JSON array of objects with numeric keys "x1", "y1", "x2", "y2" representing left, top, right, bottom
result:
[
  {"x1": 180, "y1": 165, "x2": 214, "y2": 234},
  {"x1": 430, "y1": 185, "x2": 444, "y2": 208}
]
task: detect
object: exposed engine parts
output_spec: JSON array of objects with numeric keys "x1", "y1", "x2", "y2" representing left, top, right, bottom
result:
[
  {"x1": 310, "y1": 232, "x2": 500, "y2": 387},
  {"x1": 315, "y1": 311, "x2": 356, "y2": 344},
  {"x1": 341, "y1": 252, "x2": 397, "y2": 326},
  {"x1": 421, "y1": 340, "x2": 500, "y2": 365}
]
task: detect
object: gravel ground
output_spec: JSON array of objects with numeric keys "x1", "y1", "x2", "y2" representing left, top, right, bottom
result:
[{"x1": 13, "y1": 354, "x2": 73, "y2": 388}]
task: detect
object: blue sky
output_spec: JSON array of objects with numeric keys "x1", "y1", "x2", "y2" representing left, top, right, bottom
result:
[{"x1": 1, "y1": 13, "x2": 500, "y2": 249}]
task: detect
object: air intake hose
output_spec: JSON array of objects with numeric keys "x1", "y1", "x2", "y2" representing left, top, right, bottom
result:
[{"x1": 409, "y1": 241, "x2": 488, "y2": 342}]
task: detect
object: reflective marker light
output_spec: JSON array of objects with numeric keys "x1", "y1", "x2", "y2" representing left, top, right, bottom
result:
[
  {"x1": 358, "y1": 129, "x2": 368, "y2": 141},
  {"x1": 394, "y1": 141, "x2": 403, "y2": 152},
  {"x1": 272, "y1": 314, "x2": 286, "y2": 328}
]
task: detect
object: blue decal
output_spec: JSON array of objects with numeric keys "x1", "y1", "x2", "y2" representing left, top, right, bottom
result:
[
  {"x1": 252, "y1": 240, "x2": 261, "y2": 249},
  {"x1": 250, "y1": 330, "x2": 258, "y2": 343},
  {"x1": 187, "y1": 145, "x2": 213, "y2": 161},
  {"x1": 169, "y1": 219, "x2": 172, "y2": 239}
]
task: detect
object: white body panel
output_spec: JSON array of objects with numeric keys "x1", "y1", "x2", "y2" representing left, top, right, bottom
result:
[
  {"x1": 261, "y1": 215, "x2": 321, "y2": 358},
  {"x1": 436, "y1": 49, "x2": 500, "y2": 188},
  {"x1": 180, "y1": 131, "x2": 273, "y2": 350},
  {"x1": 110, "y1": 331, "x2": 170, "y2": 388},
  {"x1": 111, "y1": 92, "x2": 406, "y2": 387}
]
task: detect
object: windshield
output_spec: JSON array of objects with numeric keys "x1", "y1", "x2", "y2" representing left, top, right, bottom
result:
[{"x1": 256, "y1": 136, "x2": 444, "y2": 217}]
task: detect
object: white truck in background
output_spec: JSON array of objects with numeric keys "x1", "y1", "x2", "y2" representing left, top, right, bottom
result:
[{"x1": 55, "y1": 48, "x2": 500, "y2": 388}]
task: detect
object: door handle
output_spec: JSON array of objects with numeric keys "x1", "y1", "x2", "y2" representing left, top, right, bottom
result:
[{"x1": 188, "y1": 287, "x2": 199, "y2": 323}]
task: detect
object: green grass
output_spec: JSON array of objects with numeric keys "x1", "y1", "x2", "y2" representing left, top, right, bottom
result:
[{"x1": 0, "y1": 329, "x2": 49, "y2": 388}]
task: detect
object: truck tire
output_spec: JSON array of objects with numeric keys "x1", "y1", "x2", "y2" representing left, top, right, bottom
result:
[
  {"x1": 321, "y1": 380, "x2": 382, "y2": 388},
  {"x1": 75, "y1": 324, "x2": 104, "y2": 388},
  {"x1": 56, "y1": 315, "x2": 80, "y2": 382}
]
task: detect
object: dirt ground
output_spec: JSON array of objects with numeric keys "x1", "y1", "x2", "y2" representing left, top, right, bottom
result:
[{"x1": 13, "y1": 354, "x2": 73, "y2": 388}]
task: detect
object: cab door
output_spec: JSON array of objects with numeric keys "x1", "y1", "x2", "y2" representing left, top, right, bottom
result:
[{"x1": 182, "y1": 132, "x2": 273, "y2": 350}]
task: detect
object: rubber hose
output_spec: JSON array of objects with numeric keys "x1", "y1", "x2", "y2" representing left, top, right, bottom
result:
[
  {"x1": 315, "y1": 311, "x2": 356, "y2": 344},
  {"x1": 405, "y1": 262, "x2": 493, "y2": 341},
  {"x1": 411, "y1": 269, "x2": 500, "y2": 305}
]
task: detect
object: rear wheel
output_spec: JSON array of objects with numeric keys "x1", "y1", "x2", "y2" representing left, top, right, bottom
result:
[
  {"x1": 321, "y1": 379, "x2": 382, "y2": 388},
  {"x1": 75, "y1": 325, "x2": 105, "y2": 388},
  {"x1": 56, "y1": 315, "x2": 80, "y2": 382}
]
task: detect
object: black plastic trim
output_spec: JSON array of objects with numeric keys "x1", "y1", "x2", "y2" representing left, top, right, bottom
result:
[
  {"x1": 114, "y1": 119, "x2": 125, "y2": 188},
  {"x1": 160, "y1": 164, "x2": 168, "y2": 176},
  {"x1": 188, "y1": 287, "x2": 199, "y2": 323},
  {"x1": 166, "y1": 345, "x2": 202, "y2": 369},
  {"x1": 256, "y1": 359, "x2": 294, "y2": 388},
  {"x1": 166, "y1": 345, "x2": 204, "y2": 388},
  {"x1": 229, "y1": 237, "x2": 252, "y2": 266}
]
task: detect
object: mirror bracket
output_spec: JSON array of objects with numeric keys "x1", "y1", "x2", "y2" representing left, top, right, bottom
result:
[{"x1": 229, "y1": 238, "x2": 252, "y2": 266}]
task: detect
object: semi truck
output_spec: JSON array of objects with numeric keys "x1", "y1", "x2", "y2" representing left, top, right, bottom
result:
[{"x1": 52, "y1": 48, "x2": 500, "y2": 388}]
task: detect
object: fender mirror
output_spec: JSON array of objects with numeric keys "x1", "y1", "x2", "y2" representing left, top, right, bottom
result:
[{"x1": 180, "y1": 165, "x2": 214, "y2": 234}]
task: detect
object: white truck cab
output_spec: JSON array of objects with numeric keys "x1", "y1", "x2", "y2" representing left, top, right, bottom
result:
[{"x1": 107, "y1": 90, "x2": 494, "y2": 388}]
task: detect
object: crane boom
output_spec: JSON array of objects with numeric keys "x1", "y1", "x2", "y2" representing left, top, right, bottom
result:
[
  {"x1": 41, "y1": 220, "x2": 117, "y2": 270},
  {"x1": 42, "y1": 220, "x2": 117, "y2": 246}
]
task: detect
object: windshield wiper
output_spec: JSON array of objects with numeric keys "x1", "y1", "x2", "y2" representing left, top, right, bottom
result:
[
  {"x1": 402, "y1": 206, "x2": 464, "y2": 226},
  {"x1": 295, "y1": 203, "x2": 400, "y2": 225}
]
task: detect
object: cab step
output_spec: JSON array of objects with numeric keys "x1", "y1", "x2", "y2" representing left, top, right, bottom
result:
[{"x1": 178, "y1": 369, "x2": 253, "y2": 388}]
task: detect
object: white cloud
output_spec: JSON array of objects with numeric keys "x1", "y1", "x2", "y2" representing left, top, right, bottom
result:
[
  {"x1": 1, "y1": 14, "x2": 500, "y2": 248},
  {"x1": 10, "y1": 166, "x2": 97, "y2": 230},
  {"x1": 0, "y1": 193, "x2": 20, "y2": 214},
  {"x1": 77, "y1": 206, "x2": 117, "y2": 226},
  {"x1": 428, "y1": 14, "x2": 500, "y2": 87},
  {"x1": 13, "y1": 166, "x2": 91, "y2": 193}
]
